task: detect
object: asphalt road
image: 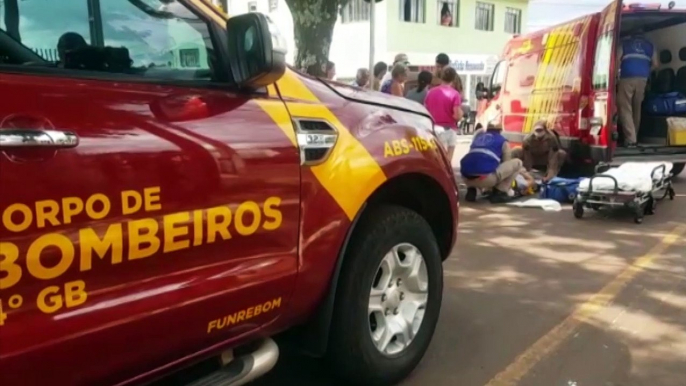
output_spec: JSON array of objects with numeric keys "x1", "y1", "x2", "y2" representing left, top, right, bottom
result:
[{"x1": 252, "y1": 141, "x2": 686, "y2": 386}]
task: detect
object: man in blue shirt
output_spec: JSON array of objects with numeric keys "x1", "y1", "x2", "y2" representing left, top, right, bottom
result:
[
  {"x1": 460, "y1": 126, "x2": 523, "y2": 203},
  {"x1": 617, "y1": 29, "x2": 658, "y2": 147}
]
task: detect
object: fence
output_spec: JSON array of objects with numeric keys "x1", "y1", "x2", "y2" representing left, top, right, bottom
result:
[{"x1": 31, "y1": 47, "x2": 59, "y2": 62}]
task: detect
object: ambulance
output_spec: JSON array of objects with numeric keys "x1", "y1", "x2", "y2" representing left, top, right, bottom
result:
[
  {"x1": 0, "y1": 1, "x2": 459, "y2": 385},
  {"x1": 475, "y1": 1, "x2": 686, "y2": 175}
]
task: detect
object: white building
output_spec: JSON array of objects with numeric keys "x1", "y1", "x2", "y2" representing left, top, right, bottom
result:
[{"x1": 221, "y1": 0, "x2": 529, "y2": 105}]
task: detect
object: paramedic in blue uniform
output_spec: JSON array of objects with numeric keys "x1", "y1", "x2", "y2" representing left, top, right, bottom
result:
[
  {"x1": 617, "y1": 28, "x2": 659, "y2": 147},
  {"x1": 460, "y1": 125, "x2": 523, "y2": 203}
]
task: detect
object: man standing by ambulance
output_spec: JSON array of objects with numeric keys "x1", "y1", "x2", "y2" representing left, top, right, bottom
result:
[{"x1": 617, "y1": 28, "x2": 658, "y2": 147}]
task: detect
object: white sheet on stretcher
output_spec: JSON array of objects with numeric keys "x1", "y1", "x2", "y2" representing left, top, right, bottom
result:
[{"x1": 578, "y1": 162, "x2": 673, "y2": 193}]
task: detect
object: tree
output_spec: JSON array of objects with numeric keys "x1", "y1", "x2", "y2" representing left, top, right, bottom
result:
[
  {"x1": 284, "y1": 0, "x2": 348, "y2": 76},
  {"x1": 3, "y1": 0, "x2": 20, "y2": 41}
]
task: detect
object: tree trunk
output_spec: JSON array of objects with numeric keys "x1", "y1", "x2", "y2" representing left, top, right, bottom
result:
[
  {"x1": 4, "y1": 0, "x2": 20, "y2": 42},
  {"x1": 285, "y1": 0, "x2": 344, "y2": 76}
]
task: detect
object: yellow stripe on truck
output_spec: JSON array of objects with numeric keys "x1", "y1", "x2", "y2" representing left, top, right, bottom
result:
[
  {"x1": 255, "y1": 100, "x2": 298, "y2": 147},
  {"x1": 274, "y1": 69, "x2": 387, "y2": 220},
  {"x1": 276, "y1": 71, "x2": 319, "y2": 102},
  {"x1": 287, "y1": 102, "x2": 387, "y2": 220}
]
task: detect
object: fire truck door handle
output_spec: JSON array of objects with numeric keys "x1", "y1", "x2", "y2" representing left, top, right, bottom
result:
[{"x1": 0, "y1": 129, "x2": 79, "y2": 149}]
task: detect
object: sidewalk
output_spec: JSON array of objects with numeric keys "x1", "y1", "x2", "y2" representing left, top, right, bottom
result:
[{"x1": 455, "y1": 134, "x2": 473, "y2": 144}]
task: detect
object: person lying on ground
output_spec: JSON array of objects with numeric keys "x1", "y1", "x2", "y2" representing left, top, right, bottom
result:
[
  {"x1": 460, "y1": 125, "x2": 523, "y2": 203},
  {"x1": 513, "y1": 169, "x2": 537, "y2": 196},
  {"x1": 511, "y1": 120, "x2": 567, "y2": 182}
]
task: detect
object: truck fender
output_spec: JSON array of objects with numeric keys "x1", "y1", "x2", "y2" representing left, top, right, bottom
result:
[{"x1": 287, "y1": 202, "x2": 367, "y2": 357}]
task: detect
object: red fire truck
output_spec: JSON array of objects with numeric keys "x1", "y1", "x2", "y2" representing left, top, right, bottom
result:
[{"x1": 0, "y1": 1, "x2": 458, "y2": 385}]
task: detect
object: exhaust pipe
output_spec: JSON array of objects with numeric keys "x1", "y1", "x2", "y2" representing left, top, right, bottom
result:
[{"x1": 187, "y1": 338, "x2": 279, "y2": 386}]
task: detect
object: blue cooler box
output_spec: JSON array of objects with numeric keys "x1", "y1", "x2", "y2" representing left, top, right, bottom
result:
[{"x1": 539, "y1": 177, "x2": 582, "y2": 203}]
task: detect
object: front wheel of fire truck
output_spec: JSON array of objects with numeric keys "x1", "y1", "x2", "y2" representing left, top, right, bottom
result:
[{"x1": 327, "y1": 205, "x2": 443, "y2": 386}]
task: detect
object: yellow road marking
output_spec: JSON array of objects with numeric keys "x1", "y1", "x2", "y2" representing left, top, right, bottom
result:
[{"x1": 485, "y1": 223, "x2": 686, "y2": 386}]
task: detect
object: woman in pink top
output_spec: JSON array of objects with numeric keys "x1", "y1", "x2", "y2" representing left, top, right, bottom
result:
[{"x1": 424, "y1": 66, "x2": 464, "y2": 162}]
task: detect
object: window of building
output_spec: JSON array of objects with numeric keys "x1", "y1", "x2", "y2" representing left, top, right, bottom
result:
[
  {"x1": 504, "y1": 7, "x2": 521, "y2": 34},
  {"x1": 400, "y1": 0, "x2": 426, "y2": 23},
  {"x1": 475, "y1": 2, "x2": 495, "y2": 31},
  {"x1": 269, "y1": 0, "x2": 278, "y2": 12},
  {"x1": 248, "y1": 1, "x2": 258, "y2": 12},
  {"x1": 340, "y1": 0, "x2": 370, "y2": 23},
  {"x1": 437, "y1": 1, "x2": 459, "y2": 27},
  {"x1": 0, "y1": 0, "x2": 217, "y2": 81}
]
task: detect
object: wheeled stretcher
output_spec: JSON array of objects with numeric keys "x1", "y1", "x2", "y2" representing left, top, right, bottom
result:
[{"x1": 573, "y1": 162, "x2": 676, "y2": 224}]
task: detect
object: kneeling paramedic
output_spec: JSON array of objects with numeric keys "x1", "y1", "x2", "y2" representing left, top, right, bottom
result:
[
  {"x1": 511, "y1": 120, "x2": 566, "y2": 182},
  {"x1": 460, "y1": 126, "x2": 523, "y2": 203}
]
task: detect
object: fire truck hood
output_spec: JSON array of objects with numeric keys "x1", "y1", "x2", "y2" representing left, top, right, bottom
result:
[{"x1": 324, "y1": 81, "x2": 432, "y2": 119}]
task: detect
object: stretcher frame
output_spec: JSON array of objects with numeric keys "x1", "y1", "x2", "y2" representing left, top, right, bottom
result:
[{"x1": 572, "y1": 164, "x2": 676, "y2": 224}]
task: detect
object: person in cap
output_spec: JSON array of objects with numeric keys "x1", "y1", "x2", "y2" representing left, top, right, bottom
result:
[
  {"x1": 460, "y1": 125, "x2": 523, "y2": 203},
  {"x1": 511, "y1": 120, "x2": 567, "y2": 182},
  {"x1": 381, "y1": 53, "x2": 409, "y2": 85},
  {"x1": 616, "y1": 27, "x2": 657, "y2": 147},
  {"x1": 431, "y1": 53, "x2": 451, "y2": 87}
]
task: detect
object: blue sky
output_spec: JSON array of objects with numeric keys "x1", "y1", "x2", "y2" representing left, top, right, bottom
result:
[{"x1": 528, "y1": 0, "x2": 686, "y2": 31}]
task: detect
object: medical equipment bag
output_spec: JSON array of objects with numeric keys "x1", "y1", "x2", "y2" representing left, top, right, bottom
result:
[
  {"x1": 644, "y1": 92, "x2": 686, "y2": 116},
  {"x1": 539, "y1": 177, "x2": 582, "y2": 203}
]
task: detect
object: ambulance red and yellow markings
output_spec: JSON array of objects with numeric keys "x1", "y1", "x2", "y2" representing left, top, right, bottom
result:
[
  {"x1": 523, "y1": 27, "x2": 559, "y2": 132},
  {"x1": 273, "y1": 70, "x2": 388, "y2": 221},
  {"x1": 523, "y1": 20, "x2": 584, "y2": 133},
  {"x1": 544, "y1": 22, "x2": 581, "y2": 127}
]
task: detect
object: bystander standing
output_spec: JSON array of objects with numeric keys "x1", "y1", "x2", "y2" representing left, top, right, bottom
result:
[{"x1": 406, "y1": 71, "x2": 433, "y2": 104}]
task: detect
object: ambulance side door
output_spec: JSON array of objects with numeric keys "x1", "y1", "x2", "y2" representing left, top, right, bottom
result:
[
  {"x1": 590, "y1": 0, "x2": 623, "y2": 158},
  {"x1": 0, "y1": 1, "x2": 300, "y2": 385}
]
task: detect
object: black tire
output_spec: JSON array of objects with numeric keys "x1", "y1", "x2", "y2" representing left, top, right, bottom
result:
[
  {"x1": 573, "y1": 201, "x2": 584, "y2": 219},
  {"x1": 327, "y1": 205, "x2": 443, "y2": 386},
  {"x1": 672, "y1": 163, "x2": 685, "y2": 177}
]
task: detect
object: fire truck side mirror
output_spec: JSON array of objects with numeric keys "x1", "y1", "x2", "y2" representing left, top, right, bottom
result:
[
  {"x1": 475, "y1": 82, "x2": 487, "y2": 100},
  {"x1": 226, "y1": 12, "x2": 287, "y2": 88}
]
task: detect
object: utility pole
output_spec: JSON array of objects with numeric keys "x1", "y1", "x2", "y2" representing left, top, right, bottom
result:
[
  {"x1": 368, "y1": 0, "x2": 375, "y2": 89},
  {"x1": 365, "y1": 0, "x2": 383, "y2": 89}
]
